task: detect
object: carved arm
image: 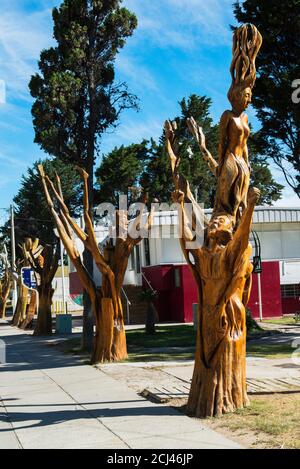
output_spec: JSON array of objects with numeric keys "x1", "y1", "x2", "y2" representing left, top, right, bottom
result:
[
  {"x1": 227, "y1": 187, "x2": 260, "y2": 262},
  {"x1": 187, "y1": 117, "x2": 218, "y2": 175}
]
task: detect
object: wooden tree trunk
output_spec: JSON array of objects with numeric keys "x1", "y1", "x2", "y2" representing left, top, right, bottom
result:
[
  {"x1": 0, "y1": 286, "x2": 10, "y2": 319},
  {"x1": 12, "y1": 282, "x2": 28, "y2": 327},
  {"x1": 19, "y1": 290, "x2": 37, "y2": 330},
  {"x1": 187, "y1": 289, "x2": 249, "y2": 418},
  {"x1": 0, "y1": 300, "x2": 7, "y2": 319},
  {"x1": 33, "y1": 283, "x2": 54, "y2": 336},
  {"x1": 91, "y1": 295, "x2": 127, "y2": 364}
]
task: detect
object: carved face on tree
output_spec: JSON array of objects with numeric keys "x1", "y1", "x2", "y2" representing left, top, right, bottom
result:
[
  {"x1": 207, "y1": 214, "x2": 234, "y2": 246},
  {"x1": 230, "y1": 86, "x2": 252, "y2": 113}
]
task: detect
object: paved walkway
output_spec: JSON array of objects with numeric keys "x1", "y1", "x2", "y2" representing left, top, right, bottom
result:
[{"x1": 0, "y1": 321, "x2": 241, "y2": 449}]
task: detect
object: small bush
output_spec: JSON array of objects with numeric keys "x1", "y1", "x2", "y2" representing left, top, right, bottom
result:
[
  {"x1": 246, "y1": 308, "x2": 262, "y2": 332},
  {"x1": 137, "y1": 288, "x2": 158, "y2": 303}
]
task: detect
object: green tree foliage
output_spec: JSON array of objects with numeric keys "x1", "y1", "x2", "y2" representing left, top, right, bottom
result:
[
  {"x1": 249, "y1": 133, "x2": 284, "y2": 204},
  {"x1": 142, "y1": 95, "x2": 218, "y2": 207},
  {"x1": 29, "y1": 0, "x2": 138, "y2": 190},
  {"x1": 95, "y1": 140, "x2": 149, "y2": 207},
  {"x1": 233, "y1": 0, "x2": 300, "y2": 197}
]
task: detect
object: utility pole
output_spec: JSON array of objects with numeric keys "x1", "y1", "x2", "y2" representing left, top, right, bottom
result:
[
  {"x1": 10, "y1": 204, "x2": 17, "y2": 312},
  {"x1": 60, "y1": 240, "x2": 66, "y2": 314},
  {"x1": 258, "y1": 272, "x2": 263, "y2": 322},
  {"x1": 54, "y1": 229, "x2": 66, "y2": 314}
]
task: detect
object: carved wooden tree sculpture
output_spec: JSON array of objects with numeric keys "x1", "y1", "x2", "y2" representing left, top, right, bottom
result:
[
  {"x1": 0, "y1": 246, "x2": 11, "y2": 319},
  {"x1": 12, "y1": 256, "x2": 31, "y2": 328},
  {"x1": 19, "y1": 238, "x2": 60, "y2": 336},
  {"x1": 19, "y1": 238, "x2": 57, "y2": 335},
  {"x1": 38, "y1": 165, "x2": 153, "y2": 364},
  {"x1": 12, "y1": 240, "x2": 41, "y2": 329},
  {"x1": 165, "y1": 24, "x2": 262, "y2": 418},
  {"x1": 12, "y1": 273, "x2": 28, "y2": 327}
]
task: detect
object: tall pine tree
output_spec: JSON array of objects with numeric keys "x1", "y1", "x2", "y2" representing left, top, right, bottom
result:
[{"x1": 29, "y1": 0, "x2": 138, "y2": 348}]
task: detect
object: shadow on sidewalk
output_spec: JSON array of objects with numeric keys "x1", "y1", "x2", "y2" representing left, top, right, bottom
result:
[
  {"x1": 0, "y1": 401, "x2": 178, "y2": 432},
  {"x1": 0, "y1": 331, "x2": 87, "y2": 372}
]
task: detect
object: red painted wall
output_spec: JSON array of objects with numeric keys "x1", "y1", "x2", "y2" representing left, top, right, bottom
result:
[
  {"x1": 143, "y1": 265, "x2": 197, "y2": 323},
  {"x1": 248, "y1": 262, "x2": 282, "y2": 319},
  {"x1": 181, "y1": 265, "x2": 198, "y2": 322},
  {"x1": 142, "y1": 265, "x2": 182, "y2": 322},
  {"x1": 143, "y1": 261, "x2": 283, "y2": 322},
  {"x1": 282, "y1": 298, "x2": 300, "y2": 315},
  {"x1": 69, "y1": 271, "x2": 82, "y2": 295}
]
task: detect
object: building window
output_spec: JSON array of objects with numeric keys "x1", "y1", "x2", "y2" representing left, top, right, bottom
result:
[
  {"x1": 135, "y1": 245, "x2": 141, "y2": 274},
  {"x1": 144, "y1": 238, "x2": 151, "y2": 266},
  {"x1": 281, "y1": 284, "x2": 300, "y2": 298}
]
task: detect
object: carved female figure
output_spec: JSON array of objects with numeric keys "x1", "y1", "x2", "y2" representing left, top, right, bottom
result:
[{"x1": 188, "y1": 24, "x2": 262, "y2": 222}]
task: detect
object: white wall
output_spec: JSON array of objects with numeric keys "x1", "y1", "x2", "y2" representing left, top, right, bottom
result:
[
  {"x1": 280, "y1": 260, "x2": 300, "y2": 285},
  {"x1": 161, "y1": 238, "x2": 185, "y2": 264},
  {"x1": 253, "y1": 222, "x2": 300, "y2": 260}
]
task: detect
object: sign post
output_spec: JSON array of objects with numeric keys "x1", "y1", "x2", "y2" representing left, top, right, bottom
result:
[
  {"x1": 21, "y1": 267, "x2": 38, "y2": 290},
  {"x1": 21, "y1": 267, "x2": 39, "y2": 319}
]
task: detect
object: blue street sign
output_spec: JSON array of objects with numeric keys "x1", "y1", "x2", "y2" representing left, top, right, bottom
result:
[{"x1": 21, "y1": 267, "x2": 38, "y2": 290}]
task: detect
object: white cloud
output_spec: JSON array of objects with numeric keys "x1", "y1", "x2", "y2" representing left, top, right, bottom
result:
[
  {"x1": 101, "y1": 117, "x2": 163, "y2": 155},
  {"x1": 124, "y1": 0, "x2": 234, "y2": 49},
  {"x1": 0, "y1": 5, "x2": 55, "y2": 102},
  {"x1": 116, "y1": 55, "x2": 158, "y2": 92},
  {"x1": 117, "y1": 119, "x2": 163, "y2": 142},
  {"x1": 273, "y1": 191, "x2": 300, "y2": 208},
  {"x1": 0, "y1": 149, "x2": 28, "y2": 169}
]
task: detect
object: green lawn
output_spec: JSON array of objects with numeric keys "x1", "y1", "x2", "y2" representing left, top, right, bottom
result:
[
  {"x1": 263, "y1": 316, "x2": 300, "y2": 326},
  {"x1": 126, "y1": 351, "x2": 195, "y2": 362},
  {"x1": 126, "y1": 325, "x2": 196, "y2": 348},
  {"x1": 54, "y1": 324, "x2": 292, "y2": 361},
  {"x1": 246, "y1": 342, "x2": 294, "y2": 359}
]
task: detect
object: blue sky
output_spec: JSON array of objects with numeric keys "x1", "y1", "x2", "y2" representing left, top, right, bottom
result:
[{"x1": 0, "y1": 0, "x2": 299, "y2": 225}]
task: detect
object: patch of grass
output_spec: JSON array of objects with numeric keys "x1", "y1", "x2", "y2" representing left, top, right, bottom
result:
[
  {"x1": 126, "y1": 325, "x2": 196, "y2": 348},
  {"x1": 55, "y1": 337, "x2": 87, "y2": 355},
  {"x1": 125, "y1": 350, "x2": 195, "y2": 363},
  {"x1": 53, "y1": 325, "x2": 291, "y2": 361},
  {"x1": 263, "y1": 316, "x2": 299, "y2": 326},
  {"x1": 246, "y1": 342, "x2": 294, "y2": 359},
  {"x1": 206, "y1": 394, "x2": 300, "y2": 449}
]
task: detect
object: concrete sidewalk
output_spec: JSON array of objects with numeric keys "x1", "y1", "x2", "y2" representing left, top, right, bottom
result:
[{"x1": 0, "y1": 321, "x2": 241, "y2": 449}]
